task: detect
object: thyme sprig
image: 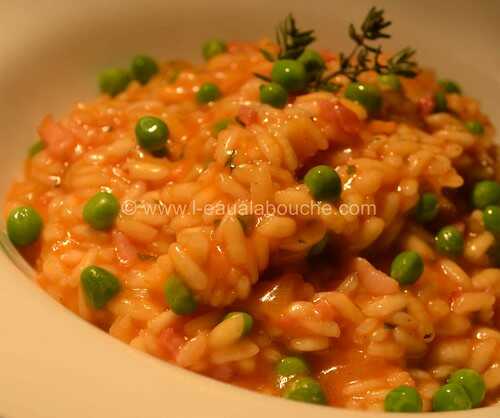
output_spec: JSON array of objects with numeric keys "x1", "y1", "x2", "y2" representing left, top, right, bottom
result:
[
  {"x1": 257, "y1": 9, "x2": 419, "y2": 94},
  {"x1": 316, "y1": 7, "x2": 418, "y2": 90},
  {"x1": 276, "y1": 14, "x2": 315, "y2": 59},
  {"x1": 260, "y1": 14, "x2": 315, "y2": 62}
]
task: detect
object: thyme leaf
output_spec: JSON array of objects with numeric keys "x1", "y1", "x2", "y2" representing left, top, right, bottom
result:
[
  {"x1": 315, "y1": 7, "x2": 418, "y2": 91},
  {"x1": 276, "y1": 14, "x2": 315, "y2": 60}
]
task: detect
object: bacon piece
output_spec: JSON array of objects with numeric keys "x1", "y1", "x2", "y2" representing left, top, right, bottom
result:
[
  {"x1": 113, "y1": 231, "x2": 138, "y2": 266},
  {"x1": 158, "y1": 327, "x2": 185, "y2": 359},
  {"x1": 418, "y1": 95, "x2": 435, "y2": 118},
  {"x1": 319, "y1": 100, "x2": 361, "y2": 136},
  {"x1": 38, "y1": 115, "x2": 76, "y2": 160},
  {"x1": 237, "y1": 105, "x2": 258, "y2": 126},
  {"x1": 353, "y1": 257, "x2": 400, "y2": 295}
]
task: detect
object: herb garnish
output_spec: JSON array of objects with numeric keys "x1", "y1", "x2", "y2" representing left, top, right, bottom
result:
[
  {"x1": 137, "y1": 253, "x2": 158, "y2": 262},
  {"x1": 225, "y1": 149, "x2": 237, "y2": 169},
  {"x1": 236, "y1": 214, "x2": 255, "y2": 235},
  {"x1": 260, "y1": 14, "x2": 315, "y2": 61},
  {"x1": 276, "y1": 14, "x2": 316, "y2": 59},
  {"x1": 315, "y1": 7, "x2": 418, "y2": 90},
  {"x1": 260, "y1": 8, "x2": 418, "y2": 92}
]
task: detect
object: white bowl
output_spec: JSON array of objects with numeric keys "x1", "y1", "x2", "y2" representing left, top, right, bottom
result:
[{"x1": 0, "y1": 1, "x2": 499, "y2": 417}]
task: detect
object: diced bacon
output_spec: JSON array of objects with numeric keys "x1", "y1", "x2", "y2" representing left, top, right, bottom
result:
[
  {"x1": 38, "y1": 115, "x2": 76, "y2": 160},
  {"x1": 237, "y1": 105, "x2": 258, "y2": 126},
  {"x1": 113, "y1": 230, "x2": 138, "y2": 266},
  {"x1": 319, "y1": 100, "x2": 361, "y2": 136},
  {"x1": 158, "y1": 327, "x2": 185, "y2": 359},
  {"x1": 418, "y1": 95, "x2": 435, "y2": 118},
  {"x1": 353, "y1": 257, "x2": 400, "y2": 295}
]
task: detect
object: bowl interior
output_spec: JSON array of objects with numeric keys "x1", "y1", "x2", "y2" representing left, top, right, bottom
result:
[{"x1": 0, "y1": 1, "x2": 499, "y2": 417}]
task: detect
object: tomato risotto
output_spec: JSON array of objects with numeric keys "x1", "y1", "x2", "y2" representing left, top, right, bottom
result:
[{"x1": 4, "y1": 9, "x2": 500, "y2": 413}]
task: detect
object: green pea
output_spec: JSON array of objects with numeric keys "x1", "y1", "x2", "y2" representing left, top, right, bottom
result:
[
  {"x1": 82, "y1": 192, "x2": 120, "y2": 230},
  {"x1": 196, "y1": 82, "x2": 221, "y2": 104},
  {"x1": 7, "y1": 206, "x2": 43, "y2": 247},
  {"x1": 465, "y1": 121, "x2": 485, "y2": 136},
  {"x1": 304, "y1": 165, "x2": 342, "y2": 201},
  {"x1": 297, "y1": 49, "x2": 325, "y2": 79},
  {"x1": 434, "y1": 91, "x2": 447, "y2": 112},
  {"x1": 414, "y1": 192, "x2": 439, "y2": 223},
  {"x1": 135, "y1": 116, "x2": 169, "y2": 152},
  {"x1": 344, "y1": 82, "x2": 382, "y2": 114},
  {"x1": 384, "y1": 385, "x2": 423, "y2": 412},
  {"x1": 448, "y1": 368, "x2": 486, "y2": 407},
  {"x1": 390, "y1": 251, "x2": 424, "y2": 285},
  {"x1": 483, "y1": 205, "x2": 500, "y2": 233},
  {"x1": 28, "y1": 140, "x2": 45, "y2": 157},
  {"x1": 271, "y1": 59, "x2": 307, "y2": 93},
  {"x1": 283, "y1": 377, "x2": 327, "y2": 405},
  {"x1": 80, "y1": 265, "x2": 121, "y2": 309},
  {"x1": 164, "y1": 275, "x2": 197, "y2": 315},
  {"x1": 276, "y1": 356, "x2": 310, "y2": 378},
  {"x1": 212, "y1": 118, "x2": 232, "y2": 136},
  {"x1": 432, "y1": 383, "x2": 472, "y2": 411},
  {"x1": 99, "y1": 68, "x2": 131, "y2": 97},
  {"x1": 259, "y1": 83, "x2": 288, "y2": 108},
  {"x1": 378, "y1": 74, "x2": 401, "y2": 91},
  {"x1": 130, "y1": 55, "x2": 159, "y2": 85},
  {"x1": 202, "y1": 39, "x2": 227, "y2": 60},
  {"x1": 435, "y1": 226, "x2": 464, "y2": 257},
  {"x1": 438, "y1": 79, "x2": 462, "y2": 94},
  {"x1": 224, "y1": 311, "x2": 253, "y2": 336},
  {"x1": 472, "y1": 180, "x2": 500, "y2": 209},
  {"x1": 308, "y1": 233, "x2": 329, "y2": 258}
]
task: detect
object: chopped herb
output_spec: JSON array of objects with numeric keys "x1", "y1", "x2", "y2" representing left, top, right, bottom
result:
[
  {"x1": 235, "y1": 116, "x2": 245, "y2": 127},
  {"x1": 168, "y1": 68, "x2": 181, "y2": 83},
  {"x1": 138, "y1": 253, "x2": 158, "y2": 261},
  {"x1": 318, "y1": 82, "x2": 341, "y2": 93},
  {"x1": 254, "y1": 72, "x2": 272, "y2": 82},
  {"x1": 259, "y1": 48, "x2": 275, "y2": 62},
  {"x1": 212, "y1": 118, "x2": 233, "y2": 136},
  {"x1": 28, "y1": 140, "x2": 45, "y2": 157},
  {"x1": 347, "y1": 165, "x2": 356, "y2": 175},
  {"x1": 151, "y1": 147, "x2": 169, "y2": 158},
  {"x1": 308, "y1": 233, "x2": 330, "y2": 258},
  {"x1": 225, "y1": 149, "x2": 237, "y2": 169},
  {"x1": 237, "y1": 214, "x2": 255, "y2": 235}
]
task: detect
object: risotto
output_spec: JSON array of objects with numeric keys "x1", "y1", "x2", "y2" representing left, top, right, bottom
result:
[{"x1": 4, "y1": 8, "x2": 500, "y2": 413}]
